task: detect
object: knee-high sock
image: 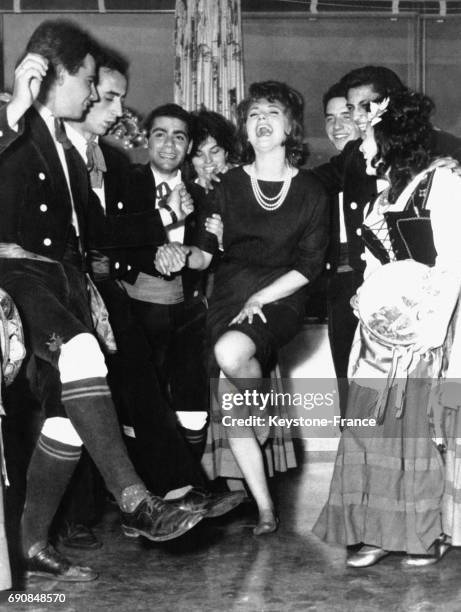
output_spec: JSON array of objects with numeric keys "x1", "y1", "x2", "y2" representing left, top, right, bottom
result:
[
  {"x1": 21, "y1": 434, "x2": 81, "y2": 558},
  {"x1": 61, "y1": 377, "x2": 144, "y2": 505},
  {"x1": 179, "y1": 426, "x2": 207, "y2": 461},
  {"x1": 175, "y1": 411, "x2": 208, "y2": 461}
]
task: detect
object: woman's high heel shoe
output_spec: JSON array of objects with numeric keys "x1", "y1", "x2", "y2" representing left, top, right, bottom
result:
[
  {"x1": 253, "y1": 513, "x2": 279, "y2": 536},
  {"x1": 346, "y1": 546, "x2": 389, "y2": 568},
  {"x1": 401, "y1": 536, "x2": 451, "y2": 567}
]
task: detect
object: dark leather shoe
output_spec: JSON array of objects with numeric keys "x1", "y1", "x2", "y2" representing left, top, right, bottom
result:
[
  {"x1": 59, "y1": 523, "x2": 102, "y2": 550},
  {"x1": 121, "y1": 493, "x2": 206, "y2": 541},
  {"x1": 26, "y1": 544, "x2": 97, "y2": 582},
  {"x1": 168, "y1": 488, "x2": 246, "y2": 518}
]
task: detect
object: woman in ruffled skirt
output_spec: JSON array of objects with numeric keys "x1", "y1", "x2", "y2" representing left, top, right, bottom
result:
[{"x1": 313, "y1": 88, "x2": 461, "y2": 567}]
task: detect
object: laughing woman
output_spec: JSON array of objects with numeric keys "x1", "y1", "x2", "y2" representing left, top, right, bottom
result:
[
  {"x1": 159, "y1": 81, "x2": 328, "y2": 533},
  {"x1": 313, "y1": 89, "x2": 461, "y2": 567}
]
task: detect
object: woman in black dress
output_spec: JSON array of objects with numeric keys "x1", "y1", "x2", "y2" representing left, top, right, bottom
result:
[{"x1": 159, "y1": 81, "x2": 329, "y2": 534}]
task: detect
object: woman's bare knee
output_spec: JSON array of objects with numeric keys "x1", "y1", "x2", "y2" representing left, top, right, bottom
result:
[{"x1": 214, "y1": 331, "x2": 255, "y2": 377}]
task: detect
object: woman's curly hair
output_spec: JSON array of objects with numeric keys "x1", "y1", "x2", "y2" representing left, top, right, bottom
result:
[
  {"x1": 372, "y1": 88, "x2": 435, "y2": 203},
  {"x1": 236, "y1": 81, "x2": 306, "y2": 167},
  {"x1": 190, "y1": 109, "x2": 240, "y2": 164}
]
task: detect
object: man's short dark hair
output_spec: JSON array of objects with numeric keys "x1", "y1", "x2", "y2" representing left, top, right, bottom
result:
[
  {"x1": 143, "y1": 104, "x2": 193, "y2": 140},
  {"x1": 94, "y1": 45, "x2": 129, "y2": 80},
  {"x1": 25, "y1": 20, "x2": 96, "y2": 96},
  {"x1": 322, "y1": 82, "x2": 347, "y2": 114},
  {"x1": 339, "y1": 65, "x2": 405, "y2": 99}
]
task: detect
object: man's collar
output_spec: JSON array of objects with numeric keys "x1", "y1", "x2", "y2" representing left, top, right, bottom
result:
[
  {"x1": 33, "y1": 101, "x2": 56, "y2": 135},
  {"x1": 150, "y1": 166, "x2": 182, "y2": 188},
  {"x1": 65, "y1": 122, "x2": 89, "y2": 148},
  {"x1": 33, "y1": 101, "x2": 53, "y2": 121}
]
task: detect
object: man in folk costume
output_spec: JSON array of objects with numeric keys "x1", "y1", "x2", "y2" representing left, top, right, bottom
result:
[
  {"x1": 63, "y1": 49, "x2": 244, "y2": 519},
  {"x1": 0, "y1": 19, "x2": 206, "y2": 582},
  {"x1": 0, "y1": 50, "x2": 51, "y2": 592}
]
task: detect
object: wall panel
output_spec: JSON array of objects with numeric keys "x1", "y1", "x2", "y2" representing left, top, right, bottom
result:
[
  {"x1": 4, "y1": 12, "x2": 455, "y2": 164},
  {"x1": 3, "y1": 12, "x2": 175, "y2": 117},
  {"x1": 424, "y1": 18, "x2": 461, "y2": 137},
  {"x1": 243, "y1": 15, "x2": 419, "y2": 165}
]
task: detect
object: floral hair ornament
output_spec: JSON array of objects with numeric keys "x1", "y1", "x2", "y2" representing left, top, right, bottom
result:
[{"x1": 368, "y1": 97, "x2": 390, "y2": 127}]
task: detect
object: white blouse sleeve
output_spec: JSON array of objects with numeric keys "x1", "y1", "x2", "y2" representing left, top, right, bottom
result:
[{"x1": 427, "y1": 168, "x2": 461, "y2": 279}]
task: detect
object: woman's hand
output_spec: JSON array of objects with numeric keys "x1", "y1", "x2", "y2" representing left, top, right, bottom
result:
[
  {"x1": 179, "y1": 184, "x2": 194, "y2": 218},
  {"x1": 228, "y1": 270, "x2": 309, "y2": 326},
  {"x1": 167, "y1": 184, "x2": 194, "y2": 222},
  {"x1": 154, "y1": 242, "x2": 189, "y2": 276},
  {"x1": 205, "y1": 213, "x2": 223, "y2": 249},
  {"x1": 230, "y1": 297, "x2": 267, "y2": 326},
  {"x1": 196, "y1": 169, "x2": 224, "y2": 193}
]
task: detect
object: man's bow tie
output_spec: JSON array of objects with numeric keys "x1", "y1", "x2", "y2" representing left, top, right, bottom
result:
[{"x1": 86, "y1": 139, "x2": 107, "y2": 189}]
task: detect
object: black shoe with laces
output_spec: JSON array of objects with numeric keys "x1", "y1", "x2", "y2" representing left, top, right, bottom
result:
[
  {"x1": 167, "y1": 488, "x2": 247, "y2": 518},
  {"x1": 26, "y1": 544, "x2": 98, "y2": 582},
  {"x1": 121, "y1": 493, "x2": 207, "y2": 541}
]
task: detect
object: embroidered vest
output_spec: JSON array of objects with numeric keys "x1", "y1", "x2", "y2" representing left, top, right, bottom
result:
[{"x1": 361, "y1": 170, "x2": 437, "y2": 267}]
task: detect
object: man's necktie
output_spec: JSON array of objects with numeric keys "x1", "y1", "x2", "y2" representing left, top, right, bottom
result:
[
  {"x1": 86, "y1": 139, "x2": 107, "y2": 189},
  {"x1": 156, "y1": 181, "x2": 172, "y2": 207},
  {"x1": 54, "y1": 118, "x2": 73, "y2": 150}
]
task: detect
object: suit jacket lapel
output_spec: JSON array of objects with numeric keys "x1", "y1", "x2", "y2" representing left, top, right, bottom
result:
[
  {"x1": 28, "y1": 108, "x2": 89, "y2": 245},
  {"x1": 142, "y1": 163, "x2": 156, "y2": 206},
  {"x1": 64, "y1": 145, "x2": 89, "y2": 245},
  {"x1": 28, "y1": 108, "x2": 73, "y2": 217},
  {"x1": 100, "y1": 142, "x2": 117, "y2": 213}
]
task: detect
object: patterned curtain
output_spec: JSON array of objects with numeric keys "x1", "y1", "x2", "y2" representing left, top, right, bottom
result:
[{"x1": 174, "y1": 0, "x2": 245, "y2": 121}]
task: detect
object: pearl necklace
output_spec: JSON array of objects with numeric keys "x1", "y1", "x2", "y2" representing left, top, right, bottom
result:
[{"x1": 249, "y1": 164, "x2": 293, "y2": 211}]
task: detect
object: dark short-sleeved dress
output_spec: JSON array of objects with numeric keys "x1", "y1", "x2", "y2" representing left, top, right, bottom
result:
[{"x1": 196, "y1": 166, "x2": 329, "y2": 369}]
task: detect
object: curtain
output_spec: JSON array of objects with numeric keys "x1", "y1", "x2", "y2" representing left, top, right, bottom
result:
[{"x1": 174, "y1": 0, "x2": 245, "y2": 121}]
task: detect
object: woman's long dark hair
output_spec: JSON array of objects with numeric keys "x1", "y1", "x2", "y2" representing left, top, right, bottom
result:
[
  {"x1": 237, "y1": 81, "x2": 306, "y2": 167},
  {"x1": 372, "y1": 89, "x2": 435, "y2": 203}
]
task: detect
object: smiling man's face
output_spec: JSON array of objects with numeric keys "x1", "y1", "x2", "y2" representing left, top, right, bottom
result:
[
  {"x1": 324, "y1": 96, "x2": 360, "y2": 151},
  {"x1": 148, "y1": 116, "x2": 192, "y2": 178},
  {"x1": 347, "y1": 84, "x2": 380, "y2": 137}
]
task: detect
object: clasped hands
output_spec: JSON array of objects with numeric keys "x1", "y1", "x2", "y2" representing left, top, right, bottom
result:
[
  {"x1": 154, "y1": 213, "x2": 224, "y2": 276},
  {"x1": 155, "y1": 242, "x2": 190, "y2": 276}
]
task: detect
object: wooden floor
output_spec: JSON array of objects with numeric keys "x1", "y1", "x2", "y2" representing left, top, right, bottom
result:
[
  {"x1": 3, "y1": 463, "x2": 461, "y2": 612},
  {"x1": 2, "y1": 324, "x2": 461, "y2": 611}
]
